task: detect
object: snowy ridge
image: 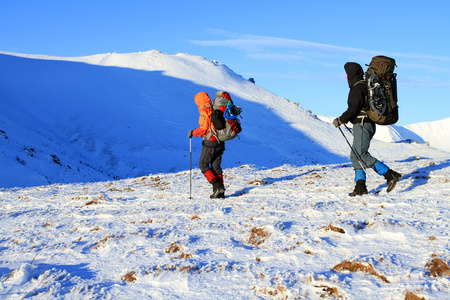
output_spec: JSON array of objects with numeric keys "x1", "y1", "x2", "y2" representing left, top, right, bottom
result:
[
  {"x1": 404, "y1": 118, "x2": 450, "y2": 152},
  {"x1": 0, "y1": 50, "x2": 338, "y2": 188},
  {"x1": 3, "y1": 50, "x2": 245, "y2": 90},
  {"x1": 1, "y1": 50, "x2": 450, "y2": 299},
  {"x1": 1, "y1": 50, "x2": 448, "y2": 189}
]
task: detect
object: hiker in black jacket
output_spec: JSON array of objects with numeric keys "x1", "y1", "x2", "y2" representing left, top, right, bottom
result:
[{"x1": 333, "y1": 62, "x2": 401, "y2": 196}]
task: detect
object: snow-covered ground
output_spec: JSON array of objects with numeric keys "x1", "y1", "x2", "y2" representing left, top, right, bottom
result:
[
  {"x1": 1, "y1": 157, "x2": 449, "y2": 299},
  {"x1": 1, "y1": 51, "x2": 449, "y2": 299}
]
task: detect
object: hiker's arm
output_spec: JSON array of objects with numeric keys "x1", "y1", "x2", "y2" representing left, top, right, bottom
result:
[
  {"x1": 339, "y1": 87, "x2": 364, "y2": 124},
  {"x1": 192, "y1": 113, "x2": 210, "y2": 137}
]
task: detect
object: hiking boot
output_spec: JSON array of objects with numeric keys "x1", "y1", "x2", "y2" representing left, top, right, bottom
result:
[
  {"x1": 210, "y1": 181, "x2": 225, "y2": 199},
  {"x1": 217, "y1": 174, "x2": 225, "y2": 198},
  {"x1": 384, "y1": 169, "x2": 402, "y2": 193},
  {"x1": 349, "y1": 179, "x2": 368, "y2": 197}
]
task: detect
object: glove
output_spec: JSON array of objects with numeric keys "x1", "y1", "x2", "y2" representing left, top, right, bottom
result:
[
  {"x1": 332, "y1": 118, "x2": 342, "y2": 128},
  {"x1": 188, "y1": 130, "x2": 193, "y2": 138}
]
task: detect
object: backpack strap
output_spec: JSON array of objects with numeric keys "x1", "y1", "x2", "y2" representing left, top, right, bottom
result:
[
  {"x1": 204, "y1": 105, "x2": 224, "y2": 141},
  {"x1": 203, "y1": 105, "x2": 214, "y2": 141},
  {"x1": 353, "y1": 79, "x2": 366, "y2": 87},
  {"x1": 352, "y1": 80, "x2": 370, "y2": 124},
  {"x1": 208, "y1": 119, "x2": 220, "y2": 141}
]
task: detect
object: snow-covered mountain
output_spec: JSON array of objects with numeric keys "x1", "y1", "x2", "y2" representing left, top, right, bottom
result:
[
  {"x1": 1, "y1": 51, "x2": 449, "y2": 299},
  {"x1": 1, "y1": 50, "x2": 447, "y2": 189},
  {"x1": 404, "y1": 118, "x2": 450, "y2": 151},
  {"x1": 0, "y1": 50, "x2": 325, "y2": 188}
]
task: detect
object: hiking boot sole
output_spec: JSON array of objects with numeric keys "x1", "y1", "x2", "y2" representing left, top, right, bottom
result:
[
  {"x1": 210, "y1": 186, "x2": 226, "y2": 199},
  {"x1": 349, "y1": 190, "x2": 368, "y2": 197},
  {"x1": 387, "y1": 174, "x2": 402, "y2": 193}
]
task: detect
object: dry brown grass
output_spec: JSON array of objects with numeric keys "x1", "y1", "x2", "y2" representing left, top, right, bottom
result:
[
  {"x1": 256, "y1": 285, "x2": 288, "y2": 299},
  {"x1": 305, "y1": 172, "x2": 322, "y2": 179},
  {"x1": 405, "y1": 291, "x2": 425, "y2": 300},
  {"x1": 166, "y1": 242, "x2": 182, "y2": 253},
  {"x1": 93, "y1": 236, "x2": 109, "y2": 249},
  {"x1": 147, "y1": 264, "x2": 201, "y2": 276},
  {"x1": 133, "y1": 176, "x2": 170, "y2": 190},
  {"x1": 276, "y1": 284, "x2": 287, "y2": 293},
  {"x1": 178, "y1": 265, "x2": 200, "y2": 273},
  {"x1": 313, "y1": 284, "x2": 343, "y2": 299},
  {"x1": 174, "y1": 253, "x2": 193, "y2": 259},
  {"x1": 108, "y1": 187, "x2": 135, "y2": 192},
  {"x1": 85, "y1": 199, "x2": 99, "y2": 206},
  {"x1": 71, "y1": 195, "x2": 89, "y2": 200},
  {"x1": 333, "y1": 260, "x2": 389, "y2": 283},
  {"x1": 122, "y1": 271, "x2": 137, "y2": 283},
  {"x1": 130, "y1": 218, "x2": 153, "y2": 225},
  {"x1": 247, "y1": 179, "x2": 267, "y2": 185},
  {"x1": 426, "y1": 257, "x2": 450, "y2": 277},
  {"x1": 92, "y1": 235, "x2": 125, "y2": 250},
  {"x1": 325, "y1": 224, "x2": 345, "y2": 234},
  {"x1": 248, "y1": 227, "x2": 271, "y2": 247}
]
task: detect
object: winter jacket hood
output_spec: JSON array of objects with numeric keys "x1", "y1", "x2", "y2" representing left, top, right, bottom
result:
[
  {"x1": 344, "y1": 62, "x2": 364, "y2": 88},
  {"x1": 339, "y1": 62, "x2": 369, "y2": 124},
  {"x1": 193, "y1": 92, "x2": 217, "y2": 140},
  {"x1": 195, "y1": 92, "x2": 212, "y2": 113}
]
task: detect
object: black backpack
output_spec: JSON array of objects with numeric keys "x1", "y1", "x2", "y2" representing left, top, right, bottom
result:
[{"x1": 364, "y1": 56, "x2": 399, "y2": 125}]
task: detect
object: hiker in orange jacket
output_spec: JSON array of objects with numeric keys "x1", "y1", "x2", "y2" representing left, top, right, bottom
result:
[{"x1": 188, "y1": 91, "x2": 231, "y2": 198}]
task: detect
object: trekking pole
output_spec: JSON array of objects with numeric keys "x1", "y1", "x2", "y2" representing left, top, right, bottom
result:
[
  {"x1": 338, "y1": 127, "x2": 367, "y2": 172},
  {"x1": 342, "y1": 124, "x2": 373, "y2": 173},
  {"x1": 345, "y1": 123, "x2": 384, "y2": 165},
  {"x1": 189, "y1": 137, "x2": 192, "y2": 200},
  {"x1": 343, "y1": 124, "x2": 353, "y2": 135},
  {"x1": 338, "y1": 126, "x2": 378, "y2": 193}
]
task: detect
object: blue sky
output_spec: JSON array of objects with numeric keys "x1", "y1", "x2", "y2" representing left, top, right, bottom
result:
[{"x1": 1, "y1": 0, "x2": 449, "y2": 125}]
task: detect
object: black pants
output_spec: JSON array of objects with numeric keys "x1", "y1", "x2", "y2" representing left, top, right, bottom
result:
[{"x1": 199, "y1": 140, "x2": 225, "y2": 175}]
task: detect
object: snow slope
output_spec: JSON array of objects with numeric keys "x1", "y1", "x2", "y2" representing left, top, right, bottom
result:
[
  {"x1": 404, "y1": 118, "x2": 450, "y2": 153},
  {"x1": 2, "y1": 50, "x2": 448, "y2": 190},
  {"x1": 1, "y1": 51, "x2": 449, "y2": 299},
  {"x1": 0, "y1": 50, "x2": 350, "y2": 188}
]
